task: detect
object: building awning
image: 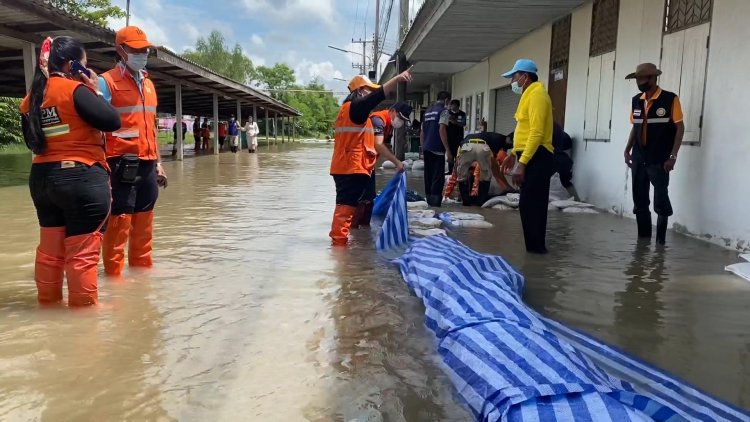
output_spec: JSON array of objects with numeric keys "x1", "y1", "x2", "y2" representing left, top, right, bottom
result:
[
  {"x1": 380, "y1": 0, "x2": 585, "y2": 93},
  {"x1": 0, "y1": 0, "x2": 300, "y2": 118}
]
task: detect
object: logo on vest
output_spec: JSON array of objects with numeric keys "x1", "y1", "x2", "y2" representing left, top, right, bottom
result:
[
  {"x1": 633, "y1": 109, "x2": 642, "y2": 117},
  {"x1": 41, "y1": 107, "x2": 61, "y2": 126},
  {"x1": 656, "y1": 108, "x2": 667, "y2": 117}
]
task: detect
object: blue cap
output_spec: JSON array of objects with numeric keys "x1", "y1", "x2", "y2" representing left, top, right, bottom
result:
[
  {"x1": 501, "y1": 59, "x2": 538, "y2": 78},
  {"x1": 391, "y1": 102, "x2": 413, "y2": 122}
]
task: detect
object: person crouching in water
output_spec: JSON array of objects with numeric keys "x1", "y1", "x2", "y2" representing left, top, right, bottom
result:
[
  {"x1": 444, "y1": 137, "x2": 508, "y2": 206},
  {"x1": 329, "y1": 71, "x2": 412, "y2": 246},
  {"x1": 351, "y1": 102, "x2": 414, "y2": 229},
  {"x1": 21, "y1": 36, "x2": 121, "y2": 306}
]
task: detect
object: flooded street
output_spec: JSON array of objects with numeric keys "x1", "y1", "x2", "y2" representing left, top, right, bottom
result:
[{"x1": 0, "y1": 144, "x2": 749, "y2": 421}]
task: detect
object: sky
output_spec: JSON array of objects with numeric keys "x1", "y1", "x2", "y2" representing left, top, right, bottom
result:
[{"x1": 105, "y1": 0, "x2": 417, "y2": 98}]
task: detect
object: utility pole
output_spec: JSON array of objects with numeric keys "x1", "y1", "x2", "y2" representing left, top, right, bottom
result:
[
  {"x1": 394, "y1": 0, "x2": 410, "y2": 160},
  {"x1": 126, "y1": 0, "x2": 131, "y2": 26},
  {"x1": 350, "y1": 38, "x2": 373, "y2": 75},
  {"x1": 374, "y1": 0, "x2": 380, "y2": 75}
]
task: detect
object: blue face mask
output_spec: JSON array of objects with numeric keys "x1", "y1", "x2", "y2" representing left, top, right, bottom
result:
[{"x1": 126, "y1": 53, "x2": 148, "y2": 71}]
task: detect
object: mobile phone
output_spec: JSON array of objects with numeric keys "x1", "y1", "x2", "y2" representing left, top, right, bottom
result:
[{"x1": 70, "y1": 60, "x2": 91, "y2": 78}]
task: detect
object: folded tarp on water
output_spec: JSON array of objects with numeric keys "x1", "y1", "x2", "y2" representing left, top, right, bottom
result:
[
  {"x1": 373, "y1": 172, "x2": 409, "y2": 252},
  {"x1": 393, "y1": 235, "x2": 749, "y2": 421}
]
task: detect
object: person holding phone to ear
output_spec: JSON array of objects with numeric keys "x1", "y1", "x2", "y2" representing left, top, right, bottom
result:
[
  {"x1": 98, "y1": 26, "x2": 166, "y2": 276},
  {"x1": 20, "y1": 36, "x2": 121, "y2": 306}
]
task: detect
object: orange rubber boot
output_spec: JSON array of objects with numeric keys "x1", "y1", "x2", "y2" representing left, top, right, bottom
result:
[
  {"x1": 102, "y1": 214, "x2": 131, "y2": 276},
  {"x1": 329, "y1": 205, "x2": 356, "y2": 246},
  {"x1": 64, "y1": 232, "x2": 103, "y2": 306},
  {"x1": 35, "y1": 227, "x2": 66, "y2": 304},
  {"x1": 129, "y1": 211, "x2": 154, "y2": 267}
]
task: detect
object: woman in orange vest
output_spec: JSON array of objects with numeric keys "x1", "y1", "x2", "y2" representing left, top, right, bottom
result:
[
  {"x1": 20, "y1": 36, "x2": 121, "y2": 306},
  {"x1": 98, "y1": 26, "x2": 167, "y2": 276},
  {"x1": 351, "y1": 101, "x2": 413, "y2": 228},
  {"x1": 329, "y1": 70, "x2": 412, "y2": 246}
]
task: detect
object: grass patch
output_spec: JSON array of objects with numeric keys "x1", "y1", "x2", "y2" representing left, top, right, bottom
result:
[{"x1": 0, "y1": 144, "x2": 29, "y2": 155}]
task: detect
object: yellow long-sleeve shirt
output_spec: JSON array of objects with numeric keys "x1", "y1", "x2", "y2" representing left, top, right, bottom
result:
[{"x1": 512, "y1": 81, "x2": 554, "y2": 165}]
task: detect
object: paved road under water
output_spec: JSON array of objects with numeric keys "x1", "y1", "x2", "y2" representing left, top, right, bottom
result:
[{"x1": 0, "y1": 144, "x2": 748, "y2": 421}]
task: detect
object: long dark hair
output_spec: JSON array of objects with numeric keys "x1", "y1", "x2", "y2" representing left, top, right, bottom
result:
[{"x1": 23, "y1": 36, "x2": 86, "y2": 154}]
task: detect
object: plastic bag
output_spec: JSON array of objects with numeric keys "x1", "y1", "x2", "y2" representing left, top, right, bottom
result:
[
  {"x1": 410, "y1": 228, "x2": 447, "y2": 237},
  {"x1": 453, "y1": 219, "x2": 494, "y2": 228},
  {"x1": 725, "y1": 262, "x2": 750, "y2": 282},
  {"x1": 739, "y1": 254, "x2": 749, "y2": 262}
]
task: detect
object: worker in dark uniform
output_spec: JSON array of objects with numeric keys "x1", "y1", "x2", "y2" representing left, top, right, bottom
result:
[
  {"x1": 446, "y1": 99, "x2": 466, "y2": 174},
  {"x1": 421, "y1": 91, "x2": 452, "y2": 207},
  {"x1": 624, "y1": 63, "x2": 684, "y2": 245},
  {"x1": 552, "y1": 122, "x2": 579, "y2": 200}
]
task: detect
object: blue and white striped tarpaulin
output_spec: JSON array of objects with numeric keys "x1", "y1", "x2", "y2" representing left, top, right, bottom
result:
[
  {"x1": 373, "y1": 172, "x2": 409, "y2": 252},
  {"x1": 393, "y1": 235, "x2": 749, "y2": 421}
]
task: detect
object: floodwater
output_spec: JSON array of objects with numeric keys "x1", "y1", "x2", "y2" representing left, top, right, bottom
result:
[{"x1": 0, "y1": 144, "x2": 748, "y2": 421}]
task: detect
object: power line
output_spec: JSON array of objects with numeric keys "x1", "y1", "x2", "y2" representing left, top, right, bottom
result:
[{"x1": 352, "y1": 0, "x2": 361, "y2": 41}]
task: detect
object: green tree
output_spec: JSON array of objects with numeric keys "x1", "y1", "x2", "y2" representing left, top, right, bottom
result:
[
  {"x1": 252, "y1": 64, "x2": 296, "y2": 102},
  {"x1": 183, "y1": 31, "x2": 255, "y2": 84},
  {"x1": 0, "y1": 97, "x2": 23, "y2": 147},
  {"x1": 47, "y1": 0, "x2": 126, "y2": 25}
]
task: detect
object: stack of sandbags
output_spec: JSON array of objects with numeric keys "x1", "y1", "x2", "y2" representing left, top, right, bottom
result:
[
  {"x1": 408, "y1": 208, "x2": 446, "y2": 237},
  {"x1": 549, "y1": 199, "x2": 599, "y2": 214},
  {"x1": 405, "y1": 152, "x2": 420, "y2": 160},
  {"x1": 438, "y1": 212, "x2": 493, "y2": 228},
  {"x1": 407, "y1": 201, "x2": 429, "y2": 210},
  {"x1": 725, "y1": 254, "x2": 750, "y2": 282},
  {"x1": 412, "y1": 160, "x2": 425, "y2": 171}
]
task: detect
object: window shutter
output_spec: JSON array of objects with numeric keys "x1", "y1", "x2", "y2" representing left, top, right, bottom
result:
[
  {"x1": 596, "y1": 51, "x2": 616, "y2": 139},
  {"x1": 679, "y1": 23, "x2": 710, "y2": 143},
  {"x1": 584, "y1": 55, "x2": 602, "y2": 139}
]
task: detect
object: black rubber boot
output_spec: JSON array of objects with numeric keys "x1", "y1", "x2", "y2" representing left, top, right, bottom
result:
[
  {"x1": 656, "y1": 215, "x2": 668, "y2": 245},
  {"x1": 427, "y1": 195, "x2": 442, "y2": 208},
  {"x1": 636, "y1": 213, "x2": 652, "y2": 239}
]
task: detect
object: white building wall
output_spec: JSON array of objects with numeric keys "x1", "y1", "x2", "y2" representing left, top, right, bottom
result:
[{"x1": 452, "y1": 60, "x2": 489, "y2": 109}]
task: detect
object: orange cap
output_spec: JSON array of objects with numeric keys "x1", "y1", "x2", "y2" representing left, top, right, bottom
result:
[
  {"x1": 347, "y1": 75, "x2": 380, "y2": 92},
  {"x1": 115, "y1": 26, "x2": 154, "y2": 49}
]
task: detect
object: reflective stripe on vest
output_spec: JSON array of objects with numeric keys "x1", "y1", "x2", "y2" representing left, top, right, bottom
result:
[
  {"x1": 114, "y1": 105, "x2": 158, "y2": 114},
  {"x1": 43, "y1": 124, "x2": 71, "y2": 137},
  {"x1": 632, "y1": 118, "x2": 670, "y2": 124},
  {"x1": 102, "y1": 69, "x2": 158, "y2": 160},
  {"x1": 335, "y1": 126, "x2": 375, "y2": 134}
]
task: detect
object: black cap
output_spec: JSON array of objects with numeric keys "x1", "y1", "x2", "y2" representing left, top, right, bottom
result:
[{"x1": 391, "y1": 102, "x2": 413, "y2": 122}]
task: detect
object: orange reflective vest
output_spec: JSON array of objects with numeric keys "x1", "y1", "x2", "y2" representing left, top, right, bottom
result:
[
  {"x1": 369, "y1": 110, "x2": 393, "y2": 143},
  {"x1": 20, "y1": 77, "x2": 107, "y2": 168},
  {"x1": 101, "y1": 68, "x2": 158, "y2": 160},
  {"x1": 330, "y1": 101, "x2": 377, "y2": 175}
]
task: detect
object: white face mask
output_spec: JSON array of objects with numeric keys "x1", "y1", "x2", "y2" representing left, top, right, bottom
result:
[
  {"x1": 392, "y1": 118, "x2": 404, "y2": 129},
  {"x1": 126, "y1": 53, "x2": 148, "y2": 71}
]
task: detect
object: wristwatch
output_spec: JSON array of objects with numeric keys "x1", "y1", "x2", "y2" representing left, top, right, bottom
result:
[{"x1": 669, "y1": 154, "x2": 678, "y2": 160}]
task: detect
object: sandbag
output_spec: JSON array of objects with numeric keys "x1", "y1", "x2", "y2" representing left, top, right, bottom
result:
[
  {"x1": 442, "y1": 197, "x2": 460, "y2": 205},
  {"x1": 452, "y1": 219, "x2": 494, "y2": 228},
  {"x1": 550, "y1": 200, "x2": 595, "y2": 209},
  {"x1": 410, "y1": 228, "x2": 447, "y2": 237},
  {"x1": 498, "y1": 193, "x2": 520, "y2": 208},
  {"x1": 548, "y1": 203, "x2": 559, "y2": 211},
  {"x1": 407, "y1": 201, "x2": 429, "y2": 210},
  {"x1": 405, "y1": 152, "x2": 420, "y2": 160},
  {"x1": 725, "y1": 262, "x2": 750, "y2": 282},
  {"x1": 412, "y1": 160, "x2": 425, "y2": 171},
  {"x1": 381, "y1": 160, "x2": 396, "y2": 169},
  {"x1": 562, "y1": 207, "x2": 599, "y2": 214},
  {"x1": 442, "y1": 212, "x2": 485, "y2": 221},
  {"x1": 482, "y1": 196, "x2": 506, "y2": 208},
  {"x1": 548, "y1": 173, "x2": 571, "y2": 202},
  {"x1": 740, "y1": 254, "x2": 750, "y2": 262},
  {"x1": 410, "y1": 218, "x2": 443, "y2": 228},
  {"x1": 492, "y1": 204, "x2": 516, "y2": 211},
  {"x1": 408, "y1": 209, "x2": 436, "y2": 219}
]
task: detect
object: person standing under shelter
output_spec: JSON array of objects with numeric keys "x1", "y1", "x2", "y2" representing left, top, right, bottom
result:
[
  {"x1": 171, "y1": 120, "x2": 187, "y2": 157},
  {"x1": 243, "y1": 116, "x2": 260, "y2": 153},
  {"x1": 500, "y1": 59, "x2": 555, "y2": 254},
  {"x1": 228, "y1": 114, "x2": 240, "y2": 153},
  {"x1": 446, "y1": 99, "x2": 467, "y2": 174},
  {"x1": 421, "y1": 91, "x2": 452, "y2": 207},
  {"x1": 329, "y1": 71, "x2": 412, "y2": 246},
  {"x1": 624, "y1": 63, "x2": 684, "y2": 245},
  {"x1": 98, "y1": 26, "x2": 167, "y2": 276}
]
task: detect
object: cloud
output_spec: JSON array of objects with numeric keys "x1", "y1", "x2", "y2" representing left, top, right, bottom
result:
[
  {"x1": 248, "y1": 54, "x2": 267, "y2": 67},
  {"x1": 237, "y1": 0, "x2": 336, "y2": 26},
  {"x1": 107, "y1": 14, "x2": 170, "y2": 47},
  {"x1": 250, "y1": 34, "x2": 264, "y2": 47},
  {"x1": 293, "y1": 59, "x2": 344, "y2": 84}
]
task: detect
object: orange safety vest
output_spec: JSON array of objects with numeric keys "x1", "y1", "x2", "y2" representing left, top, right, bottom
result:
[
  {"x1": 20, "y1": 76, "x2": 108, "y2": 168},
  {"x1": 369, "y1": 109, "x2": 393, "y2": 143},
  {"x1": 330, "y1": 101, "x2": 377, "y2": 175},
  {"x1": 101, "y1": 68, "x2": 158, "y2": 160}
]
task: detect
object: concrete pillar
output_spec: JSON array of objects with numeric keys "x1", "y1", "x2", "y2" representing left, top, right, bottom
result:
[
  {"x1": 213, "y1": 93, "x2": 219, "y2": 155},
  {"x1": 265, "y1": 108, "x2": 269, "y2": 144},
  {"x1": 273, "y1": 113, "x2": 278, "y2": 144},
  {"x1": 292, "y1": 116, "x2": 296, "y2": 141},
  {"x1": 23, "y1": 43, "x2": 36, "y2": 92},
  {"x1": 175, "y1": 84, "x2": 184, "y2": 161}
]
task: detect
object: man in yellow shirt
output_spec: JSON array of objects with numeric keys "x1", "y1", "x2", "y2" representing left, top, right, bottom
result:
[
  {"x1": 500, "y1": 59, "x2": 554, "y2": 254},
  {"x1": 624, "y1": 63, "x2": 684, "y2": 245}
]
